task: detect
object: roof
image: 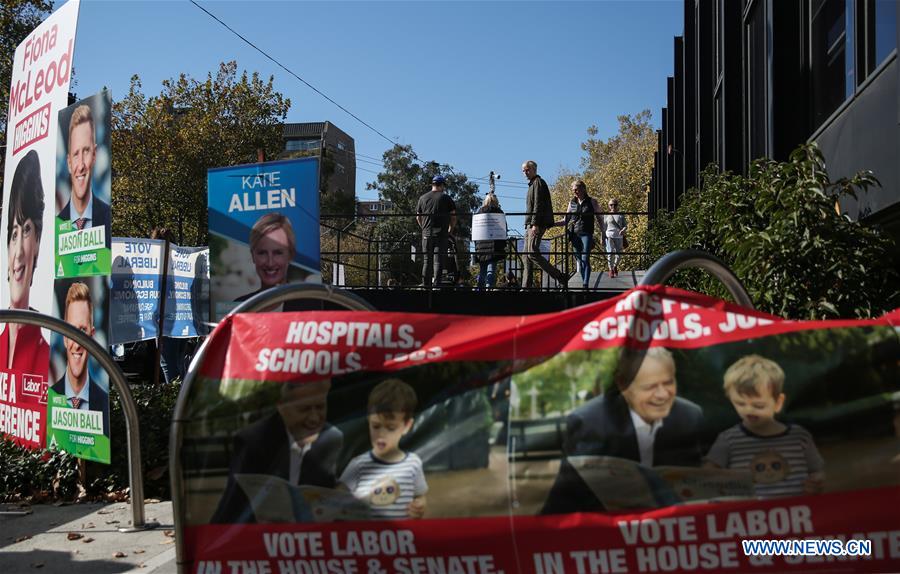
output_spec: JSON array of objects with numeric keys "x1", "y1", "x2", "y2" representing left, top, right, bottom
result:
[{"x1": 283, "y1": 122, "x2": 326, "y2": 138}]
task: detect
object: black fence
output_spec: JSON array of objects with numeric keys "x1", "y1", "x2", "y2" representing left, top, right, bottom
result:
[{"x1": 320, "y1": 210, "x2": 650, "y2": 290}]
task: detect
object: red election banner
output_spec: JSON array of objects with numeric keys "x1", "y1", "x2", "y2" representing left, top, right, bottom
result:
[{"x1": 177, "y1": 286, "x2": 900, "y2": 574}]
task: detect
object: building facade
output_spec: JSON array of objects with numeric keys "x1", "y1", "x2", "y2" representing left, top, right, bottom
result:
[
  {"x1": 650, "y1": 0, "x2": 899, "y2": 238},
  {"x1": 356, "y1": 200, "x2": 394, "y2": 223},
  {"x1": 282, "y1": 121, "x2": 356, "y2": 202}
]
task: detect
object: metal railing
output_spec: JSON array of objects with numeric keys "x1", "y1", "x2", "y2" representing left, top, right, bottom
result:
[
  {"x1": 320, "y1": 210, "x2": 651, "y2": 290},
  {"x1": 0, "y1": 309, "x2": 157, "y2": 532}
]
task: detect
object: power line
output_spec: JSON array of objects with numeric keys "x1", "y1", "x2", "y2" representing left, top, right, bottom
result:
[
  {"x1": 189, "y1": 0, "x2": 397, "y2": 148},
  {"x1": 190, "y1": 1, "x2": 535, "y2": 194}
]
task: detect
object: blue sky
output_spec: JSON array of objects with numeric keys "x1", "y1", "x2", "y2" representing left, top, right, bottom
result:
[{"x1": 67, "y1": 0, "x2": 684, "y2": 233}]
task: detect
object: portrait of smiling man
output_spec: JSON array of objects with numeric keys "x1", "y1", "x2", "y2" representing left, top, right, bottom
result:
[
  {"x1": 50, "y1": 281, "x2": 110, "y2": 435},
  {"x1": 59, "y1": 103, "x2": 111, "y2": 248},
  {"x1": 541, "y1": 347, "x2": 703, "y2": 514}
]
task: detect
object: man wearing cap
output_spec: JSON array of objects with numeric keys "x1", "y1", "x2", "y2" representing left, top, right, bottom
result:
[
  {"x1": 416, "y1": 175, "x2": 457, "y2": 288},
  {"x1": 522, "y1": 160, "x2": 566, "y2": 288}
]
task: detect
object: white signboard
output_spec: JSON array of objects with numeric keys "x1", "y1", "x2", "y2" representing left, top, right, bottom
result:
[{"x1": 472, "y1": 212, "x2": 508, "y2": 241}]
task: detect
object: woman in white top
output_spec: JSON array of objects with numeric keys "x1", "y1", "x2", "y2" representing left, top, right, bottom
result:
[{"x1": 603, "y1": 198, "x2": 627, "y2": 278}]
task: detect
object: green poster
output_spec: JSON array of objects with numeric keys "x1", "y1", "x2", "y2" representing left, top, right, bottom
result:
[
  {"x1": 54, "y1": 90, "x2": 112, "y2": 279},
  {"x1": 46, "y1": 385, "x2": 110, "y2": 464},
  {"x1": 55, "y1": 218, "x2": 111, "y2": 278}
]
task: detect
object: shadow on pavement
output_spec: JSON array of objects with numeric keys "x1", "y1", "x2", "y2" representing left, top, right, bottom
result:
[
  {"x1": 0, "y1": 548, "x2": 134, "y2": 574},
  {"x1": 0, "y1": 502, "x2": 108, "y2": 551}
]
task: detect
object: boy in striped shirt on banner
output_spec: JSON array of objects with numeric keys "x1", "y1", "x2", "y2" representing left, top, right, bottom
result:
[
  {"x1": 340, "y1": 379, "x2": 428, "y2": 519},
  {"x1": 704, "y1": 355, "x2": 825, "y2": 499}
]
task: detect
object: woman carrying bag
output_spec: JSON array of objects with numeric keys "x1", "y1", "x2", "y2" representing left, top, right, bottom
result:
[
  {"x1": 563, "y1": 180, "x2": 603, "y2": 289},
  {"x1": 474, "y1": 194, "x2": 507, "y2": 290}
]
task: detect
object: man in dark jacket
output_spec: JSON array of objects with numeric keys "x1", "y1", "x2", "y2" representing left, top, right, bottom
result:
[
  {"x1": 416, "y1": 175, "x2": 457, "y2": 288},
  {"x1": 211, "y1": 380, "x2": 343, "y2": 523},
  {"x1": 541, "y1": 347, "x2": 703, "y2": 514},
  {"x1": 521, "y1": 161, "x2": 566, "y2": 288}
]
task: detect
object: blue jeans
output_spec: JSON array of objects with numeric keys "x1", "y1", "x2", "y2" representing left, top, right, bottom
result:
[
  {"x1": 573, "y1": 234, "x2": 594, "y2": 286},
  {"x1": 159, "y1": 337, "x2": 185, "y2": 384},
  {"x1": 477, "y1": 261, "x2": 497, "y2": 289}
]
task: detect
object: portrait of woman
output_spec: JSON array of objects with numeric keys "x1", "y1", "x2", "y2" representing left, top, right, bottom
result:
[
  {"x1": 234, "y1": 212, "x2": 297, "y2": 303},
  {"x1": 1, "y1": 150, "x2": 50, "y2": 373}
]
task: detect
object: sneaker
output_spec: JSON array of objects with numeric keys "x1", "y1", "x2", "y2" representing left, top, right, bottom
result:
[{"x1": 582, "y1": 283, "x2": 589, "y2": 290}]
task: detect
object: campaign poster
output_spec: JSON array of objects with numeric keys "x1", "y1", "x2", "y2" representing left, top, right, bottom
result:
[
  {"x1": 173, "y1": 287, "x2": 900, "y2": 573},
  {"x1": 54, "y1": 90, "x2": 112, "y2": 278},
  {"x1": 46, "y1": 275, "x2": 110, "y2": 463},
  {"x1": 208, "y1": 157, "x2": 320, "y2": 321},
  {"x1": 164, "y1": 245, "x2": 209, "y2": 338},
  {"x1": 0, "y1": 0, "x2": 80, "y2": 449},
  {"x1": 110, "y1": 237, "x2": 164, "y2": 344}
]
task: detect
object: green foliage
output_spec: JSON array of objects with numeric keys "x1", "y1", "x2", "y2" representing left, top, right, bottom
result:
[
  {"x1": 365, "y1": 144, "x2": 481, "y2": 283},
  {"x1": 0, "y1": 0, "x2": 54, "y2": 193},
  {"x1": 112, "y1": 61, "x2": 290, "y2": 245},
  {"x1": 0, "y1": 436, "x2": 79, "y2": 501},
  {"x1": 646, "y1": 143, "x2": 900, "y2": 319},
  {"x1": 512, "y1": 349, "x2": 619, "y2": 415},
  {"x1": 0, "y1": 382, "x2": 181, "y2": 501}
]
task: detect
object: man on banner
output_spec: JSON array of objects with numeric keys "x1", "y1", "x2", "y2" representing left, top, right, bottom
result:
[
  {"x1": 211, "y1": 379, "x2": 343, "y2": 523},
  {"x1": 542, "y1": 347, "x2": 703, "y2": 514},
  {"x1": 59, "y1": 104, "x2": 111, "y2": 247},
  {"x1": 50, "y1": 282, "x2": 109, "y2": 434}
]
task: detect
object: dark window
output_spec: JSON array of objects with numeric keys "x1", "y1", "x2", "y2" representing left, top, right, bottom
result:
[
  {"x1": 873, "y1": 0, "x2": 897, "y2": 67},
  {"x1": 285, "y1": 139, "x2": 321, "y2": 152},
  {"x1": 746, "y1": 0, "x2": 767, "y2": 161},
  {"x1": 811, "y1": 0, "x2": 855, "y2": 128},
  {"x1": 715, "y1": 0, "x2": 724, "y2": 76},
  {"x1": 714, "y1": 92, "x2": 724, "y2": 168}
]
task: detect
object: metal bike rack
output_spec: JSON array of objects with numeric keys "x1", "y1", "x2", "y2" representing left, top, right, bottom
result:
[
  {"x1": 0, "y1": 309, "x2": 157, "y2": 532},
  {"x1": 640, "y1": 249, "x2": 755, "y2": 309},
  {"x1": 169, "y1": 283, "x2": 376, "y2": 570}
]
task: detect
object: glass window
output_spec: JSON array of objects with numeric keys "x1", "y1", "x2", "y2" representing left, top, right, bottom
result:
[
  {"x1": 811, "y1": 0, "x2": 855, "y2": 128},
  {"x1": 746, "y1": 0, "x2": 767, "y2": 161},
  {"x1": 715, "y1": 0, "x2": 724, "y2": 76},
  {"x1": 874, "y1": 0, "x2": 897, "y2": 66},
  {"x1": 714, "y1": 92, "x2": 724, "y2": 168},
  {"x1": 285, "y1": 139, "x2": 321, "y2": 152}
]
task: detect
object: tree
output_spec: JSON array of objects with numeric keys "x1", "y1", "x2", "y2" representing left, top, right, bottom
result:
[
  {"x1": 551, "y1": 111, "x2": 657, "y2": 270},
  {"x1": 111, "y1": 61, "x2": 290, "y2": 245},
  {"x1": 365, "y1": 144, "x2": 480, "y2": 284},
  {"x1": 645, "y1": 144, "x2": 900, "y2": 319},
  {"x1": 0, "y1": 0, "x2": 53, "y2": 193}
]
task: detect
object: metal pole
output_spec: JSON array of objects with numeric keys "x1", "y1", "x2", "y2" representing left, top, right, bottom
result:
[
  {"x1": 0, "y1": 309, "x2": 156, "y2": 532},
  {"x1": 154, "y1": 238, "x2": 171, "y2": 386},
  {"x1": 639, "y1": 249, "x2": 754, "y2": 309},
  {"x1": 170, "y1": 284, "x2": 374, "y2": 572},
  {"x1": 336, "y1": 229, "x2": 342, "y2": 286}
]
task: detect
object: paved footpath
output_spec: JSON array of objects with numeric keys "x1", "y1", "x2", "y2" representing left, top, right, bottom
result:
[{"x1": 0, "y1": 500, "x2": 176, "y2": 573}]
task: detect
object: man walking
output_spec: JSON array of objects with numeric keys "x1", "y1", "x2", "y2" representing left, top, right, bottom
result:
[
  {"x1": 416, "y1": 175, "x2": 457, "y2": 288},
  {"x1": 522, "y1": 160, "x2": 566, "y2": 288}
]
